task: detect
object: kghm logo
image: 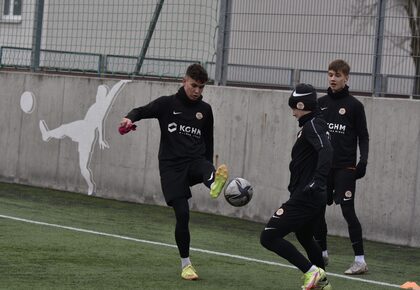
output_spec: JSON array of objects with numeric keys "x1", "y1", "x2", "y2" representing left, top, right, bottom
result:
[
  {"x1": 179, "y1": 125, "x2": 201, "y2": 137},
  {"x1": 328, "y1": 122, "x2": 346, "y2": 134},
  {"x1": 168, "y1": 122, "x2": 177, "y2": 133},
  {"x1": 167, "y1": 122, "x2": 201, "y2": 138}
]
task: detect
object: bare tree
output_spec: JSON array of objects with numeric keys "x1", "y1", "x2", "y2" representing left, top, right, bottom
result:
[{"x1": 352, "y1": 0, "x2": 420, "y2": 97}]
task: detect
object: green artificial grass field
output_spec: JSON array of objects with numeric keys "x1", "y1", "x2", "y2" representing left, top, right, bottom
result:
[{"x1": 0, "y1": 182, "x2": 418, "y2": 290}]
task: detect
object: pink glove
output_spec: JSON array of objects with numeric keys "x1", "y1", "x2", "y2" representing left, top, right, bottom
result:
[{"x1": 118, "y1": 124, "x2": 137, "y2": 135}]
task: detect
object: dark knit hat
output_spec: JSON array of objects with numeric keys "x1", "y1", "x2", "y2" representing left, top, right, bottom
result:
[{"x1": 288, "y1": 83, "x2": 318, "y2": 111}]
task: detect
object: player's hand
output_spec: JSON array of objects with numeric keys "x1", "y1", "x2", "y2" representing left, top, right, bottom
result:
[
  {"x1": 118, "y1": 118, "x2": 137, "y2": 135},
  {"x1": 303, "y1": 180, "x2": 325, "y2": 195},
  {"x1": 327, "y1": 193, "x2": 334, "y2": 206},
  {"x1": 120, "y1": 117, "x2": 132, "y2": 129},
  {"x1": 355, "y1": 161, "x2": 367, "y2": 179}
]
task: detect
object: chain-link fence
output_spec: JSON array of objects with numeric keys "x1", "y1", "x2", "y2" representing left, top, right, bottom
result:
[{"x1": 1, "y1": 0, "x2": 419, "y2": 98}]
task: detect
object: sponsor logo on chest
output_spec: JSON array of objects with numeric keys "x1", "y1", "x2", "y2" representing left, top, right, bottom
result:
[
  {"x1": 325, "y1": 106, "x2": 348, "y2": 134},
  {"x1": 327, "y1": 122, "x2": 346, "y2": 134},
  {"x1": 168, "y1": 122, "x2": 201, "y2": 138}
]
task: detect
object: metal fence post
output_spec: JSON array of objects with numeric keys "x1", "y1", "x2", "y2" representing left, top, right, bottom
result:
[
  {"x1": 31, "y1": 0, "x2": 44, "y2": 71},
  {"x1": 372, "y1": 0, "x2": 386, "y2": 97},
  {"x1": 215, "y1": 0, "x2": 232, "y2": 86},
  {"x1": 99, "y1": 54, "x2": 107, "y2": 76},
  {"x1": 134, "y1": 0, "x2": 165, "y2": 75},
  {"x1": 292, "y1": 69, "x2": 301, "y2": 87}
]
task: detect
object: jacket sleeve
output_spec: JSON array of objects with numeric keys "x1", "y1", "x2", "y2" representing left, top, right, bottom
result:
[
  {"x1": 203, "y1": 107, "x2": 214, "y2": 163},
  {"x1": 355, "y1": 102, "x2": 369, "y2": 163},
  {"x1": 125, "y1": 96, "x2": 166, "y2": 122},
  {"x1": 303, "y1": 119, "x2": 333, "y2": 184}
]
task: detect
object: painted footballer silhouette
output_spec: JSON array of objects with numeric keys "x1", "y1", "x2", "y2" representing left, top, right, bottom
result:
[{"x1": 38, "y1": 80, "x2": 131, "y2": 195}]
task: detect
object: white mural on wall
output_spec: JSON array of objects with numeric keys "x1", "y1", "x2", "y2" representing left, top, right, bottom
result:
[
  {"x1": 20, "y1": 80, "x2": 131, "y2": 195},
  {"x1": 20, "y1": 91, "x2": 37, "y2": 114}
]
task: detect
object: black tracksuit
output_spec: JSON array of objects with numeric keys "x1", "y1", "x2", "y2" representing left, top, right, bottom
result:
[
  {"x1": 318, "y1": 85, "x2": 369, "y2": 168},
  {"x1": 125, "y1": 86, "x2": 216, "y2": 259},
  {"x1": 288, "y1": 112, "x2": 333, "y2": 207},
  {"x1": 260, "y1": 111, "x2": 333, "y2": 273},
  {"x1": 126, "y1": 87, "x2": 214, "y2": 165},
  {"x1": 125, "y1": 86, "x2": 215, "y2": 204},
  {"x1": 314, "y1": 85, "x2": 369, "y2": 256}
]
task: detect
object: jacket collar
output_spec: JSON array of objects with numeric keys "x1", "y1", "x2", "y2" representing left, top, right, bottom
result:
[
  {"x1": 176, "y1": 87, "x2": 203, "y2": 105},
  {"x1": 327, "y1": 85, "x2": 349, "y2": 99},
  {"x1": 298, "y1": 111, "x2": 317, "y2": 127}
]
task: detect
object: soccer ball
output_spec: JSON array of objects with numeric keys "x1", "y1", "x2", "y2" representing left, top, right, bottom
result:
[{"x1": 224, "y1": 177, "x2": 253, "y2": 207}]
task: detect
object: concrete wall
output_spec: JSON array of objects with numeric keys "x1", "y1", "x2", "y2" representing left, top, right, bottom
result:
[{"x1": 1, "y1": 72, "x2": 419, "y2": 247}]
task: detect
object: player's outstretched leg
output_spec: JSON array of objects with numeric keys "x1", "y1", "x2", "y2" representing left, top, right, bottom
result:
[
  {"x1": 181, "y1": 264, "x2": 198, "y2": 280},
  {"x1": 210, "y1": 164, "x2": 228, "y2": 198}
]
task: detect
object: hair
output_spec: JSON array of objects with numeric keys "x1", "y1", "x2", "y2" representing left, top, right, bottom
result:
[
  {"x1": 185, "y1": 63, "x2": 208, "y2": 83},
  {"x1": 328, "y1": 59, "x2": 350, "y2": 75}
]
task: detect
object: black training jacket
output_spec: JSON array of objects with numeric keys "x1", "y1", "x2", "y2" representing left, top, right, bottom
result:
[
  {"x1": 288, "y1": 112, "x2": 333, "y2": 203},
  {"x1": 318, "y1": 85, "x2": 369, "y2": 168},
  {"x1": 125, "y1": 87, "x2": 214, "y2": 166}
]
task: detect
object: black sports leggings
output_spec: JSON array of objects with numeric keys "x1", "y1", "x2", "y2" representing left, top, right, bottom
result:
[
  {"x1": 314, "y1": 203, "x2": 364, "y2": 255},
  {"x1": 341, "y1": 203, "x2": 364, "y2": 255},
  {"x1": 172, "y1": 198, "x2": 190, "y2": 258},
  {"x1": 260, "y1": 223, "x2": 325, "y2": 272}
]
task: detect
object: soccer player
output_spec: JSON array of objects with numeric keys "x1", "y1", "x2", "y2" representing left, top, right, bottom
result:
[
  {"x1": 314, "y1": 59, "x2": 369, "y2": 275},
  {"x1": 119, "y1": 63, "x2": 228, "y2": 280},
  {"x1": 260, "y1": 83, "x2": 333, "y2": 290}
]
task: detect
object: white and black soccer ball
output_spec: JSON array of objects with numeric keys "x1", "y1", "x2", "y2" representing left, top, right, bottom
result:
[{"x1": 224, "y1": 177, "x2": 253, "y2": 207}]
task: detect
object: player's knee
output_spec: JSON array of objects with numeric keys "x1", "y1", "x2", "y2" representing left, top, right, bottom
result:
[
  {"x1": 175, "y1": 210, "x2": 189, "y2": 224},
  {"x1": 341, "y1": 204, "x2": 360, "y2": 225},
  {"x1": 341, "y1": 204, "x2": 353, "y2": 216},
  {"x1": 172, "y1": 200, "x2": 190, "y2": 225},
  {"x1": 260, "y1": 230, "x2": 274, "y2": 249},
  {"x1": 314, "y1": 225, "x2": 327, "y2": 238}
]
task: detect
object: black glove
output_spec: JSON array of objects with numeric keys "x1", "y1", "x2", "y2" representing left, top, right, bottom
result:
[
  {"x1": 303, "y1": 180, "x2": 325, "y2": 194},
  {"x1": 355, "y1": 161, "x2": 367, "y2": 179},
  {"x1": 326, "y1": 191, "x2": 334, "y2": 206}
]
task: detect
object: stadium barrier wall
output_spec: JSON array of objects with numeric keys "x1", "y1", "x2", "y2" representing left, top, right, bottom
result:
[{"x1": 0, "y1": 72, "x2": 419, "y2": 247}]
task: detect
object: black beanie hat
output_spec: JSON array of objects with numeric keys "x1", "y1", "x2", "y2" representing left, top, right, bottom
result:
[{"x1": 288, "y1": 83, "x2": 318, "y2": 111}]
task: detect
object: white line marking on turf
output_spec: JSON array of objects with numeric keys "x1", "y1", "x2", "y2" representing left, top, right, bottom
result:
[{"x1": 0, "y1": 214, "x2": 400, "y2": 289}]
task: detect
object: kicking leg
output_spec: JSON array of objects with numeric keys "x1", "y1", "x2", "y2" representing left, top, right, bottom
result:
[{"x1": 188, "y1": 160, "x2": 228, "y2": 199}]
